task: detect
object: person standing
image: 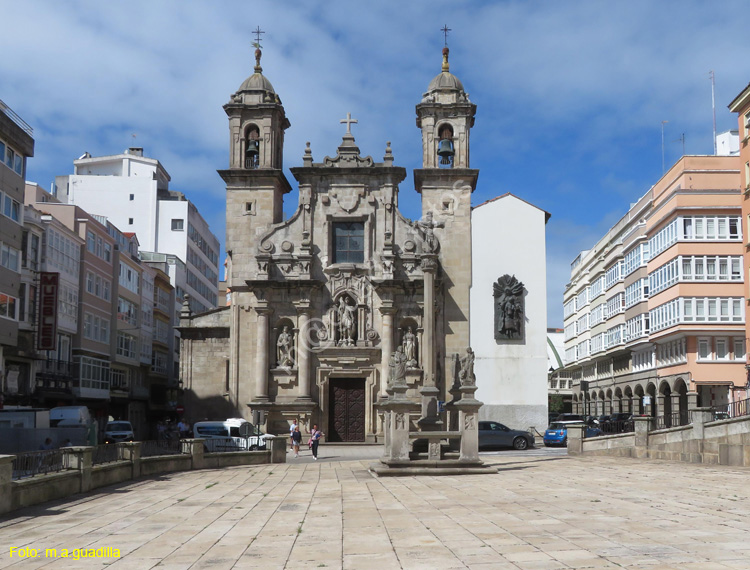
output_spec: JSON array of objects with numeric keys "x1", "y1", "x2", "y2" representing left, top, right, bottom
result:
[
  {"x1": 289, "y1": 419, "x2": 298, "y2": 452},
  {"x1": 291, "y1": 425, "x2": 302, "y2": 458},
  {"x1": 310, "y1": 424, "x2": 323, "y2": 460}
]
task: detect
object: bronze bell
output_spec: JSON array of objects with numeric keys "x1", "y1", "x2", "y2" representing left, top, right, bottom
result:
[
  {"x1": 245, "y1": 139, "x2": 260, "y2": 168},
  {"x1": 437, "y1": 138, "x2": 454, "y2": 164},
  {"x1": 246, "y1": 139, "x2": 259, "y2": 157}
]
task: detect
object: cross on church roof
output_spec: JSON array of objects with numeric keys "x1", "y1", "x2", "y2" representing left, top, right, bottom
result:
[
  {"x1": 441, "y1": 25, "x2": 451, "y2": 47},
  {"x1": 340, "y1": 112, "x2": 358, "y2": 135},
  {"x1": 252, "y1": 26, "x2": 265, "y2": 48}
]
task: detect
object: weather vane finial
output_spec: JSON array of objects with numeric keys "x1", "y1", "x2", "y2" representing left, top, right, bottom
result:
[
  {"x1": 441, "y1": 25, "x2": 451, "y2": 47},
  {"x1": 252, "y1": 26, "x2": 265, "y2": 49},
  {"x1": 252, "y1": 26, "x2": 265, "y2": 73}
]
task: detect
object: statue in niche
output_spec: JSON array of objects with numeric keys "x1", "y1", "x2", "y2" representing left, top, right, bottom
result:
[
  {"x1": 276, "y1": 325, "x2": 293, "y2": 367},
  {"x1": 458, "y1": 347, "x2": 475, "y2": 387},
  {"x1": 402, "y1": 327, "x2": 417, "y2": 367},
  {"x1": 389, "y1": 346, "x2": 408, "y2": 387},
  {"x1": 493, "y1": 274, "x2": 525, "y2": 340},
  {"x1": 416, "y1": 211, "x2": 444, "y2": 253},
  {"x1": 337, "y1": 296, "x2": 357, "y2": 346}
]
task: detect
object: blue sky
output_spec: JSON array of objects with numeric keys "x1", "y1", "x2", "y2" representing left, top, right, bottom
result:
[{"x1": 2, "y1": 1, "x2": 749, "y2": 327}]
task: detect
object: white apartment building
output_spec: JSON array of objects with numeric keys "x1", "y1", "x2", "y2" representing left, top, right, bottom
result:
[{"x1": 54, "y1": 148, "x2": 219, "y2": 315}]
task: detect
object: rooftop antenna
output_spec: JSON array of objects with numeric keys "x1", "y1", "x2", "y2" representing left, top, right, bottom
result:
[
  {"x1": 709, "y1": 70, "x2": 717, "y2": 155},
  {"x1": 661, "y1": 120, "x2": 669, "y2": 174},
  {"x1": 673, "y1": 133, "x2": 685, "y2": 157}
]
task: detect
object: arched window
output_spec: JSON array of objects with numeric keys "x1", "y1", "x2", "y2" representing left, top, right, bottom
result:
[
  {"x1": 245, "y1": 125, "x2": 260, "y2": 169},
  {"x1": 437, "y1": 123, "x2": 454, "y2": 168}
]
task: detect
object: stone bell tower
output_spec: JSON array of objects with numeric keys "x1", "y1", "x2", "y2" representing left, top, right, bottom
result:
[
  {"x1": 219, "y1": 41, "x2": 292, "y2": 289},
  {"x1": 414, "y1": 46, "x2": 479, "y2": 404}
]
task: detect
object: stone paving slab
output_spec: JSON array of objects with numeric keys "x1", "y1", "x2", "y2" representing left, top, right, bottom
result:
[{"x1": 1, "y1": 449, "x2": 750, "y2": 569}]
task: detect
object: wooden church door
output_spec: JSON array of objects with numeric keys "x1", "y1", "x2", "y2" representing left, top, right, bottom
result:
[{"x1": 328, "y1": 378, "x2": 366, "y2": 442}]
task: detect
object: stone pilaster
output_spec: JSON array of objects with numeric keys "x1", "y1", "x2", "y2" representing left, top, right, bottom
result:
[
  {"x1": 254, "y1": 307, "x2": 272, "y2": 401},
  {"x1": 379, "y1": 306, "x2": 397, "y2": 399},
  {"x1": 296, "y1": 309, "x2": 312, "y2": 399}
]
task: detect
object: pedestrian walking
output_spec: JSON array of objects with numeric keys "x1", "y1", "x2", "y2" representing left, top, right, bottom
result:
[
  {"x1": 310, "y1": 424, "x2": 323, "y2": 460},
  {"x1": 291, "y1": 425, "x2": 302, "y2": 457}
]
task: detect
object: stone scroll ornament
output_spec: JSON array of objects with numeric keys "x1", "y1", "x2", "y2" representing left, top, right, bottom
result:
[{"x1": 493, "y1": 274, "x2": 525, "y2": 340}]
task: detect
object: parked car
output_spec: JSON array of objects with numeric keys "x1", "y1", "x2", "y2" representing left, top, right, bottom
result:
[
  {"x1": 193, "y1": 418, "x2": 268, "y2": 451},
  {"x1": 543, "y1": 422, "x2": 602, "y2": 447},
  {"x1": 478, "y1": 421, "x2": 535, "y2": 450},
  {"x1": 104, "y1": 421, "x2": 135, "y2": 444},
  {"x1": 555, "y1": 414, "x2": 585, "y2": 423}
]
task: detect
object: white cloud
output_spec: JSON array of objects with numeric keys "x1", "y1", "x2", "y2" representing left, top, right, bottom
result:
[{"x1": 2, "y1": 1, "x2": 749, "y2": 326}]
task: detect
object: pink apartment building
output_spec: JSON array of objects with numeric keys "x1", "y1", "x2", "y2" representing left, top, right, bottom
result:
[
  {"x1": 563, "y1": 152, "x2": 745, "y2": 425},
  {"x1": 729, "y1": 82, "x2": 750, "y2": 404}
]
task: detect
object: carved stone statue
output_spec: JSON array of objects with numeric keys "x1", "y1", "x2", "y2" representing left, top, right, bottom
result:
[
  {"x1": 389, "y1": 346, "x2": 408, "y2": 387},
  {"x1": 276, "y1": 325, "x2": 293, "y2": 367},
  {"x1": 458, "y1": 347, "x2": 475, "y2": 387},
  {"x1": 493, "y1": 274, "x2": 525, "y2": 340},
  {"x1": 402, "y1": 327, "x2": 417, "y2": 367},
  {"x1": 416, "y1": 211, "x2": 444, "y2": 253},
  {"x1": 337, "y1": 296, "x2": 356, "y2": 346}
]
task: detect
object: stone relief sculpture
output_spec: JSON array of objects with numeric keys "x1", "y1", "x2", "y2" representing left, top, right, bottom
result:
[
  {"x1": 416, "y1": 211, "x2": 444, "y2": 253},
  {"x1": 389, "y1": 346, "x2": 408, "y2": 387},
  {"x1": 458, "y1": 347, "x2": 475, "y2": 387},
  {"x1": 337, "y1": 296, "x2": 357, "y2": 346},
  {"x1": 276, "y1": 325, "x2": 293, "y2": 367},
  {"x1": 493, "y1": 274, "x2": 525, "y2": 340},
  {"x1": 402, "y1": 327, "x2": 418, "y2": 367}
]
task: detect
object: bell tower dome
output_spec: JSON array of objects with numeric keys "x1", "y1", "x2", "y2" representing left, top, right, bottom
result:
[
  {"x1": 223, "y1": 44, "x2": 290, "y2": 170},
  {"x1": 219, "y1": 36, "x2": 292, "y2": 289},
  {"x1": 413, "y1": 43, "x2": 479, "y2": 398},
  {"x1": 416, "y1": 46, "x2": 476, "y2": 169}
]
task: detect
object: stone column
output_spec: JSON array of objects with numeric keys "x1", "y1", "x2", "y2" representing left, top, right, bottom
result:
[
  {"x1": 379, "y1": 307, "x2": 396, "y2": 399},
  {"x1": 630, "y1": 396, "x2": 640, "y2": 415},
  {"x1": 687, "y1": 391, "x2": 699, "y2": 410},
  {"x1": 118, "y1": 442, "x2": 142, "y2": 479},
  {"x1": 671, "y1": 394, "x2": 682, "y2": 424},
  {"x1": 633, "y1": 416, "x2": 651, "y2": 458},
  {"x1": 421, "y1": 257, "x2": 436, "y2": 386},
  {"x1": 418, "y1": 255, "x2": 441, "y2": 430},
  {"x1": 656, "y1": 394, "x2": 665, "y2": 422},
  {"x1": 296, "y1": 309, "x2": 311, "y2": 399},
  {"x1": 0, "y1": 455, "x2": 12, "y2": 515},
  {"x1": 63, "y1": 446, "x2": 93, "y2": 493},
  {"x1": 689, "y1": 407, "x2": 714, "y2": 441},
  {"x1": 254, "y1": 308, "x2": 272, "y2": 401},
  {"x1": 566, "y1": 424, "x2": 585, "y2": 456}
]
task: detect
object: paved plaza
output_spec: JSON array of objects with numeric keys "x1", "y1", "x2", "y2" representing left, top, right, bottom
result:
[{"x1": 2, "y1": 446, "x2": 750, "y2": 569}]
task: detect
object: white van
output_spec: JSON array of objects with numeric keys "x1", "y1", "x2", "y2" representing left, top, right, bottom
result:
[
  {"x1": 192, "y1": 418, "x2": 268, "y2": 451},
  {"x1": 50, "y1": 406, "x2": 91, "y2": 427}
]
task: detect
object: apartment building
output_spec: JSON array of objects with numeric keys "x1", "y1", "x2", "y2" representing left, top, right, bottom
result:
[
  {"x1": 54, "y1": 148, "x2": 219, "y2": 315},
  {"x1": 562, "y1": 150, "x2": 745, "y2": 424},
  {"x1": 729, "y1": 83, "x2": 750, "y2": 390},
  {"x1": 0, "y1": 100, "x2": 33, "y2": 402},
  {"x1": 17, "y1": 185, "x2": 175, "y2": 438}
]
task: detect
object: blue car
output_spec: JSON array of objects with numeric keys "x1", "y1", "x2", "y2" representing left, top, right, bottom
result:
[{"x1": 543, "y1": 422, "x2": 602, "y2": 447}]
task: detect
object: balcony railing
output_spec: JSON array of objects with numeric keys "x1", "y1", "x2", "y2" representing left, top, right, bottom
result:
[{"x1": 711, "y1": 397, "x2": 750, "y2": 421}]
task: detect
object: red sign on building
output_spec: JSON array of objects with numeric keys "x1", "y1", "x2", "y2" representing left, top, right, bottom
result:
[{"x1": 37, "y1": 272, "x2": 59, "y2": 351}]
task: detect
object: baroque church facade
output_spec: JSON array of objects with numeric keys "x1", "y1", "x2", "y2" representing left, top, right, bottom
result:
[{"x1": 179, "y1": 46, "x2": 481, "y2": 441}]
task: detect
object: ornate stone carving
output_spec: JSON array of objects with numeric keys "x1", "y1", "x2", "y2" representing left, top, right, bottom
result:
[
  {"x1": 458, "y1": 347, "x2": 475, "y2": 387},
  {"x1": 337, "y1": 296, "x2": 357, "y2": 346},
  {"x1": 276, "y1": 325, "x2": 293, "y2": 367},
  {"x1": 402, "y1": 327, "x2": 418, "y2": 368},
  {"x1": 493, "y1": 274, "x2": 525, "y2": 340},
  {"x1": 416, "y1": 211, "x2": 444, "y2": 253},
  {"x1": 389, "y1": 346, "x2": 408, "y2": 388}
]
